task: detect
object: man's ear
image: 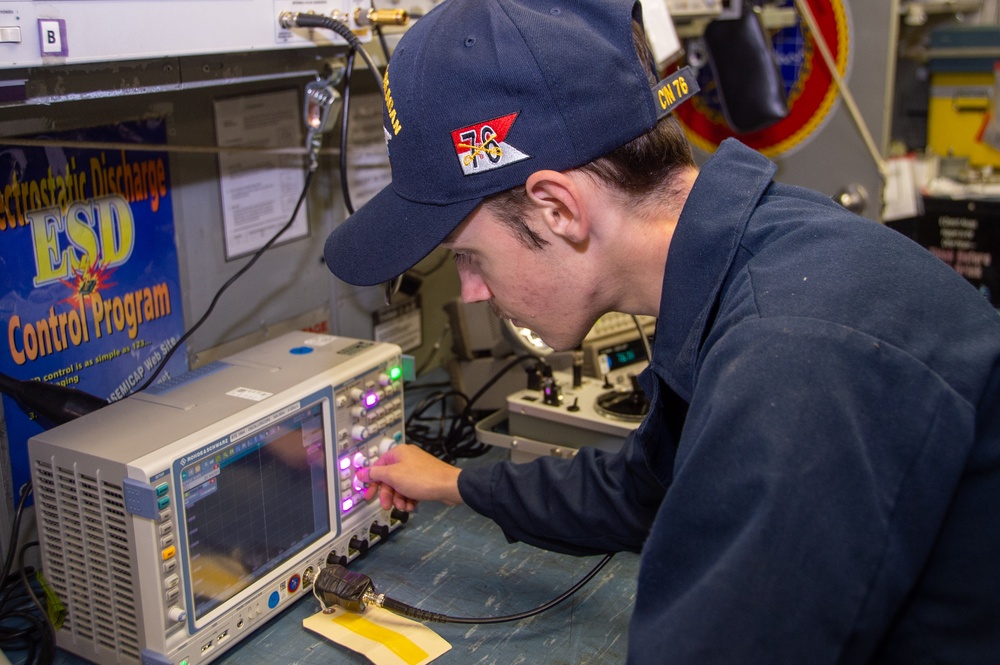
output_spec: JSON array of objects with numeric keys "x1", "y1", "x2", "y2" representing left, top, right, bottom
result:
[{"x1": 524, "y1": 170, "x2": 590, "y2": 243}]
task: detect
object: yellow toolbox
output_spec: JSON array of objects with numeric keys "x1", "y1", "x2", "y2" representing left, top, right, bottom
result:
[{"x1": 927, "y1": 26, "x2": 1000, "y2": 167}]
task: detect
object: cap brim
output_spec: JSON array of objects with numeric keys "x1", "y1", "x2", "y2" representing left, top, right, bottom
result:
[{"x1": 324, "y1": 185, "x2": 482, "y2": 287}]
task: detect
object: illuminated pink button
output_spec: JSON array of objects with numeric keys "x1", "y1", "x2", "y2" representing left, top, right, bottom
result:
[
  {"x1": 341, "y1": 497, "x2": 354, "y2": 512},
  {"x1": 363, "y1": 391, "x2": 380, "y2": 408},
  {"x1": 339, "y1": 457, "x2": 352, "y2": 471}
]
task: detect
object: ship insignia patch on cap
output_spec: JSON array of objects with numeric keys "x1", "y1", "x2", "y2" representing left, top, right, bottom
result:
[{"x1": 451, "y1": 113, "x2": 530, "y2": 176}]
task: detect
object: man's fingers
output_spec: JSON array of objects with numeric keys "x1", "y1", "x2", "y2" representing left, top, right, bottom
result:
[
  {"x1": 378, "y1": 481, "x2": 395, "y2": 511},
  {"x1": 348, "y1": 445, "x2": 428, "y2": 512}
]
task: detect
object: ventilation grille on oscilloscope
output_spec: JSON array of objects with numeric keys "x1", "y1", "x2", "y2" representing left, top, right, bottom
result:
[{"x1": 33, "y1": 460, "x2": 142, "y2": 663}]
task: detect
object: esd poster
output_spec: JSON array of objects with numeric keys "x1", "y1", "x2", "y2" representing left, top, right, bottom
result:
[{"x1": 1, "y1": 119, "x2": 188, "y2": 499}]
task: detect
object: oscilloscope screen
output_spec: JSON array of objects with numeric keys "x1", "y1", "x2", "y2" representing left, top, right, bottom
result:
[{"x1": 179, "y1": 401, "x2": 331, "y2": 620}]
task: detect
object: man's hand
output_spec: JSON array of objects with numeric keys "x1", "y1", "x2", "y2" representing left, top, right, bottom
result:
[{"x1": 356, "y1": 444, "x2": 463, "y2": 512}]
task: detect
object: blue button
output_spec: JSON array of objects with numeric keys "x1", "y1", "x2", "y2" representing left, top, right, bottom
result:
[
  {"x1": 156, "y1": 483, "x2": 169, "y2": 497},
  {"x1": 157, "y1": 495, "x2": 171, "y2": 510},
  {"x1": 268, "y1": 590, "x2": 280, "y2": 609},
  {"x1": 289, "y1": 346, "x2": 313, "y2": 355}
]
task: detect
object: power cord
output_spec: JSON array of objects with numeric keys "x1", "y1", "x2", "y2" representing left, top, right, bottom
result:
[
  {"x1": 0, "y1": 483, "x2": 57, "y2": 665},
  {"x1": 279, "y1": 13, "x2": 387, "y2": 92},
  {"x1": 280, "y1": 10, "x2": 407, "y2": 305},
  {"x1": 313, "y1": 554, "x2": 613, "y2": 624},
  {"x1": 339, "y1": 47, "x2": 358, "y2": 215},
  {"x1": 404, "y1": 388, "x2": 485, "y2": 462},
  {"x1": 280, "y1": 10, "x2": 389, "y2": 218},
  {"x1": 405, "y1": 354, "x2": 538, "y2": 463}
]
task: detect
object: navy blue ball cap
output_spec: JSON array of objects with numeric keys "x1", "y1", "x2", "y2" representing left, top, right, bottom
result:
[{"x1": 324, "y1": 0, "x2": 675, "y2": 286}]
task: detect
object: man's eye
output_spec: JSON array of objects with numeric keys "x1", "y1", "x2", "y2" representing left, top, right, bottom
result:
[{"x1": 453, "y1": 252, "x2": 472, "y2": 268}]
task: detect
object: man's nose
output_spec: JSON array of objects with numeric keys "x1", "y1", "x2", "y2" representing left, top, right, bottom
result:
[{"x1": 459, "y1": 269, "x2": 492, "y2": 304}]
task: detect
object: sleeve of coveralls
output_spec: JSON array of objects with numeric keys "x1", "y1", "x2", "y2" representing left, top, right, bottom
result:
[{"x1": 458, "y1": 425, "x2": 668, "y2": 555}]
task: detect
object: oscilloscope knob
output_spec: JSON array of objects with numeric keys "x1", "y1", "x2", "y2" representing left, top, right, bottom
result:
[
  {"x1": 378, "y1": 437, "x2": 397, "y2": 455},
  {"x1": 349, "y1": 536, "x2": 369, "y2": 557},
  {"x1": 168, "y1": 606, "x2": 187, "y2": 623}
]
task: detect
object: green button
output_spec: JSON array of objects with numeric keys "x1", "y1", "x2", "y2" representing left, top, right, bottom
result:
[
  {"x1": 157, "y1": 495, "x2": 171, "y2": 510},
  {"x1": 156, "y1": 482, "x2": 169, "y2": 497}
]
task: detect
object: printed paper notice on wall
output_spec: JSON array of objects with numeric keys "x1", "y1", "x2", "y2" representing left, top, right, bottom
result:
[
  {"x1": 214, "y1": 89, "x2": 309, "y2": 259},
  {"x1": 346, "y1": 94, "x2": 393, "y2": 210}
]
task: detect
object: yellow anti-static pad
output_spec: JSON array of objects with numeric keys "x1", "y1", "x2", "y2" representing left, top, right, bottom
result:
[{"x1": 303, "y1": 606, "x2": 451, "y2": 665}]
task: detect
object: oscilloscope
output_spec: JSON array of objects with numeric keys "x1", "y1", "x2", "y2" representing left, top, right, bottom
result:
[{"x1": 27, "y1": 332, "x2": 406, "y2": 664}]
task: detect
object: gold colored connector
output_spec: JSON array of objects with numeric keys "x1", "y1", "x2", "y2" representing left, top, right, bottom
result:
[{"x1": 354, "y1": 8, "x2": 410, "y2": 26}]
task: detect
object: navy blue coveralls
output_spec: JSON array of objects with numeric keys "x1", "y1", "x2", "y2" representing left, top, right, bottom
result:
[{"x1": 458, "y1": 140, "x2": 1000, "y2": 664}]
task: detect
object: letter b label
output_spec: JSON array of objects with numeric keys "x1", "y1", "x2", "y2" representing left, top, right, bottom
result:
[{"x1": 38, "y1": 19, "x2": 66, "y2": 55}]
